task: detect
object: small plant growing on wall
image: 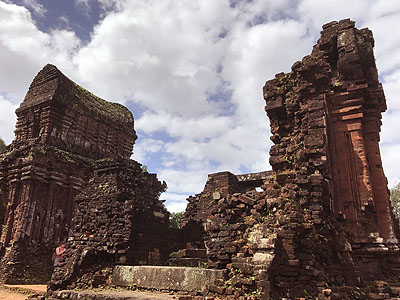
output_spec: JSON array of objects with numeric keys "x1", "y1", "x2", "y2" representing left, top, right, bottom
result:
[
  {"x1": 169, "y1": 212, "x2": 184, "y2": 229},
  {"x1": 0, "y1": 137, "x2": 5, "y2": 152}
]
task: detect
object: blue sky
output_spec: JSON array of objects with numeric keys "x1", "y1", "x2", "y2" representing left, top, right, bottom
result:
[
  {"x1": 0, "y1": 0, "x2": 399, "y2": 212},
  {"x1": 9, "y1": 0, "x2": 102, "y2": 41}
]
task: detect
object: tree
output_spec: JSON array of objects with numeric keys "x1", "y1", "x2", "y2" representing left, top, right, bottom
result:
[
  {"x1": 0, "y1": 137, "x2": 5, "y2": 153},
  {"x1": 169, "y1": 212, "x2": 184, "y2": 229},
  {"x1": 390, "y1": 183, "x2": 400, "y2": 222}
]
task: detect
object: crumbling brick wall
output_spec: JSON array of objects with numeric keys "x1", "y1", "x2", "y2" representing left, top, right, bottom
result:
[
  {"x1": 0, "y1": 145, "x2": 91, "y2": 283},
  {"x1": 14, "y1": 64, "x2": 136, "y2": 159},
  {"x1": 264, "y1": 18, "x2": 400, "y2": 283},
  {"x1": 177, "y1": 19, "x2": 400, "y2": 300},
  {"x1": 48, "y1": 159, "x2": 172, "y2": 291},
  {"x1": 181, "y1": 172, "x2": 355, "y2": 298},
  {"x1": 184, "y1": 171, "x2": 271, "y2": 227},
  {"x1": 0, "y1": 64, "x2": 172, "y2": 285}
]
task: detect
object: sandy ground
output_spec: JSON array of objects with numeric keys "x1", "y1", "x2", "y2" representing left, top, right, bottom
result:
[
  {"x1": 73, "y1": 289, "x2": 176, "y2": 299},
  {"x1": 0, "y1": 285, "x2": 177, "y2": 300},
  {"x1": 0, "y1": 288, "x2": 28, "y2": 300},
  {"x1": 0, "y1": 285, "x2": 47, "y2": 300},
  {"x1": 4, "y1": 285, "x2": 47, "y2": 293}
]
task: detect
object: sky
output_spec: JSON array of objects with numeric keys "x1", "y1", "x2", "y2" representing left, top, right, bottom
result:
[{"x1": 0, "y1": 0, "x2": 399, "y2": 213}]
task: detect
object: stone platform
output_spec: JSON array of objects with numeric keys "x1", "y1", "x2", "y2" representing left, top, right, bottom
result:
[{"x1": 112, "y1": 266, "x2": 226, "y2": 292}]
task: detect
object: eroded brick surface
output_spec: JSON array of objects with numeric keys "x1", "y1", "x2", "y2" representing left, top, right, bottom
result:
[
  {"x1": 0, "y1": 65, "x2": 171, "y2": 286},
  {"x1": 4, "y1": 19, "x2": 400, "y2": 300},
  {"x1": 172, "y1": 19, "x2": 400, "y2": 300}
]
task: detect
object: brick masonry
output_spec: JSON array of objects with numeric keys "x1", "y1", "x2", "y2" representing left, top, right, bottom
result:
[
  {"x1": 0, "y1": 65, "x2": 173, "y2": 286},
  {"x1": 173, "y1": 19, "x2": 400, "y2": 299},
  {"x1": 3, "y1": 19, "x2": 400, "y2": 300}
]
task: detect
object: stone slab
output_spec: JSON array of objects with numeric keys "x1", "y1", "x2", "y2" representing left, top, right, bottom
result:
[{"x1": 112, "y1": 266, "x2": 226, "y2": 292}]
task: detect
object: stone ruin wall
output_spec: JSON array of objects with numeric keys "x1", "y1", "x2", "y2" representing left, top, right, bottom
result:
[
  {"x1": 0, "y1": 64, "x2": 171, "y2": 285},
  {"x1": 170, "y1": 19, "x2": 400, "y2": 300},
  {"x1": 260, "y1": 18, "x2": 400, "y2": 298},
  {"x1": 183, "y1": 171, "x2": 272, "y2": 228},
  {"x1": 14, "y1": 64, "x2": 136, "y2": 160},
  {"x1": 264, "y1": 17, "x2": 399, "y2": 268},
  {"x1": 0, "y1": 145, "x2": 90, "y2": 283},
  {"x1": 49, "y1": 159, "x2": 175, "y2": 291}
]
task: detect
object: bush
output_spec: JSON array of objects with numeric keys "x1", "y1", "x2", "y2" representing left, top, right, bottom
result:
[
  {"x1": 0, "y1": 137, "x2": 5, "y2": 152},
  {"x1": 169, "y1": 212, "x2": 184, "y2": 229},
  {"x1": 391, "y1": 183, "x2": 400, "y2": 222}
]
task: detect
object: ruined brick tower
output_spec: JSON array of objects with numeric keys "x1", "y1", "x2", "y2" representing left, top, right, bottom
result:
[
  {"x1": 171, "y1": 19, "x2": 400, "y2": 300},
  {"x1": 0, "y1": 64, "x2": 156, "y2": 283},
  {"x1": 264, "y1": 19, "x2": 397, "y2": 242},
  {"x1": 261, "y1": 18, "x2": 399, "y2": 298},
  {"x1": 2, "y1": 19, "x2": 399, "y2": 300}
]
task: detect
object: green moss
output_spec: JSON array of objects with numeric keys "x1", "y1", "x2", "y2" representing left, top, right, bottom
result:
[
  {"x1": 96, "y1": 182, "x2": 116, "y2": 194},
  {"x1": 27, "y1": 152, "x2": 33, "y2": 160},
  {"x1": 274, "y1": 71, "x2": 301, "y2": 114},
  {"x1": 53, "y1": 147, "x2": 92, "y2": 165},
  {"x1": 0, "y1": 150, "x2": 15, "y2": 162},
  {"x1": 72, "y1": 82, "x2": 133, "y2": 125},
  {"x1": 38, "y1": 145, "x2": 46, "y2": 155}
]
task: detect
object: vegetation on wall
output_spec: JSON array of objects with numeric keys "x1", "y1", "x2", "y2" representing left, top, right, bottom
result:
[
  {"x1": 0, "y1": 137, "x2": 5, "y2": 152},
  {"x1": 391, "y1": 183, "x2": 400, "y2": 223},
  {"x1": 169, "y1": 212, "x2": 184, "y2": 229}
]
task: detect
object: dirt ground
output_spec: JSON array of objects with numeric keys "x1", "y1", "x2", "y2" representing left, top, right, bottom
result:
[
  {"x1": 0, "y1": 284, "x2": 47, "y2": 300},
  {"x1": 0, "y1": 288, "x2": 27, "y2": 300},
  {"x1": 0, "y1": 285, "x2": 178, "y2": 300}
]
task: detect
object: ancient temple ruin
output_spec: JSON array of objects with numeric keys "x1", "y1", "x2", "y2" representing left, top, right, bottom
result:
[
  {"x1": 0, "y1": 64, "x2": 171, "y2": 284},
  {"x1": 1, "y1": 18, "x2": 399, "y2": 300},
  {"x1": 165, "y1": 18, "x2": 399, "y2": 299},
  {"x1": 156, "y1": 18, "x2": 399, "y2": 300},
  {"x1": 259, "y1": 18, "x2": 400, "y2": 298}
]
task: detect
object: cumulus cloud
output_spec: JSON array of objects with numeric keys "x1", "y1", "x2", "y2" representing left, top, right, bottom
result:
[
  {"x1": 0, "y1": 1, "x2": 81, "y2": 145},
  {"x1": 381, "y1": 144, "x2": 400, "y2": 188},
  {"x1": 74, "y1": 0, "x2": 91, "y2": 15},
  {"x1": 0, "y1": 0, "x2": 399, "y2": 212},
  {"x1": 21, "y1": 0, "x2": 45, "y2": 17},
  {"x1": 0, "y1": 2, "x2": 81, "y2": 99},
  {"x1": 0, "y1": 95, "x2": 18, "y2": 144},
  {"x1": 73, "y1": 1, "x2": 229, "y2": 117}
]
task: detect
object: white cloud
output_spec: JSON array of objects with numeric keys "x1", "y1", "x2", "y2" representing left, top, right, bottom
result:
[
  {"x1": 381, "y1": 143, "x2": 400, "y2": 188},
  {"x1": 0, "y1": 2, "x2": 81, "y2": 100},
  {"x1": 0, "y1": 95, "x2": 18, "y2": 144},
  {"x1": 157, "y1": 168, "x2": 210, "y2": 196},
  {"x1": 164, "y1": 198, "x2": 188, "y2": 213},
  {"x1": 136, "y1": 112, "x2": 233, "y2": 141},
  {"x1": 381, "y1": 68, "x2": 400, "y2": 189},
  {"x1": 132, "y1": 138, "x2": 164, "y2": 162},
  {"x1": 298, "y1": 0, "x2": 373, "y2": 32},
  {"x1": 73, "y1": 1, "x2": 230, "y2": 117},
  {"x1": 21, "y1": 0, "x2": 46, "y2": 17},
  {"x1": 74, "y1": 0, "x2": 91, "y2": 15}
]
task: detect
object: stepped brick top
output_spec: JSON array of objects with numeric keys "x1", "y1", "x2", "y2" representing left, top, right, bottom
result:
[{"x1": 14, "y1": 64, "x2": 136, "y2": 160}]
